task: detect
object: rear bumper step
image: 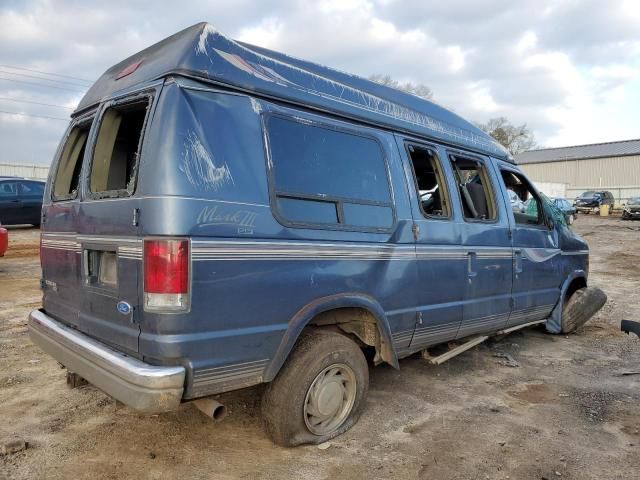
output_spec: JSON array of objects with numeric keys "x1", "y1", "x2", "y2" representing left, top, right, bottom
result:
[{"x1": 28, "y1": 309, "x2": 185, "y2": 412}]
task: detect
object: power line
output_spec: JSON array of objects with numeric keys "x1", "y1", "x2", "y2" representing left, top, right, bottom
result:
[
  {"x1": 0, "y1": 69, "x2": 89, "y2": 88},
  {"x1": 0, "y1": 109, "x2": 69, "y2": 122},
  {"x1": 0, "y1": 64, "x2": 93, "y2": 84},
  {"x1": 0, "y1": 77, "x2": 86, "y2": 93},
  {"x1": 0, "y1": 97, "x2": 75, "y2": 110}
]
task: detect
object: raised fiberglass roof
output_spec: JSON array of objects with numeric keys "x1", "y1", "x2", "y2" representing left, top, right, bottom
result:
[{"x1": 77, "y1": 23, "x2": 509, "y2": 161}]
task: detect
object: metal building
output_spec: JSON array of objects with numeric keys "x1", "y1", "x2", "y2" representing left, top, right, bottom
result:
[
  {"x1": 515, "y1": 139, "x2": 640, "y2": 203},
  {"x1": 0, "y1": 162, "x2": 49, "y2": 180}
]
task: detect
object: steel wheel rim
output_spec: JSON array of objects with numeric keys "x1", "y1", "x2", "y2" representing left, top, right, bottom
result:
[{"x1": 304, "y1": 363, "x2": 357, "y2": 436}]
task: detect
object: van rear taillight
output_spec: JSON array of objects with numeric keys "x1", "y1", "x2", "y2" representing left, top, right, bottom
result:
[{"x1": 143, "y1": 239, "x2": 190, "y2": 311}]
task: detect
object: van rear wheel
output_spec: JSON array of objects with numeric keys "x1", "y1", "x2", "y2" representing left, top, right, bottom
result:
[{"x1": 261, "y1": 329, "x2": 368, "y2": 446}]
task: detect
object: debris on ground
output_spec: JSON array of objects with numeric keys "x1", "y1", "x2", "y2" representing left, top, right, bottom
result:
[
  {"x1": 493, "y1": 352, "x2": 520, "y2": 367},
  {"x1": 1, "y1": 437, "x2": 27, "y2": 456}
]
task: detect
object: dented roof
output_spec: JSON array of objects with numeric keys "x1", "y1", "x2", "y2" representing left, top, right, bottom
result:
[
  {"x1": 515, "y1": 138, "x2": 640, "y2": 164},
  {"x1": 77, "y1": 22, "x2": 509, "y2": 161}
]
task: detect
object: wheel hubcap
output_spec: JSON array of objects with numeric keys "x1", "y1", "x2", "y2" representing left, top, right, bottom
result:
[{"x1": 304, "y1": 363, "x2": 357, "y2": 436}]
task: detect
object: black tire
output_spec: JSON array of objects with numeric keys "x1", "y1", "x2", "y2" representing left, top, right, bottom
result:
[
  {"x1": 262, "y1": 329, "x2": 369, "y2": 447},
  {"x1": 561, "y1": 287, "x2": 607, "y2": 333}
]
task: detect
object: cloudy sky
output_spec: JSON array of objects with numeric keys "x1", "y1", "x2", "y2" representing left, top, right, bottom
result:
[{"x1": 1, "y1": 0, "x2": 639, "y2": 165}]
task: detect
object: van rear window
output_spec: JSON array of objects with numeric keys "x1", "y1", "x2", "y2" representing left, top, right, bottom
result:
[
  {"x1": 52, "y1": 121, "x2": 92, "y2": 200},
  {"x1": 266, "y1": 115, "x2": 393, "y2": 230},
  {"x1": 89, "y1": 99, "x2": 149, "y2": 196}
]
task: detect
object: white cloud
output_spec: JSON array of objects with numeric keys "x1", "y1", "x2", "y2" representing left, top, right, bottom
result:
[{"x1": 0, "y1": 0, "x2": 639, "y2": 164}]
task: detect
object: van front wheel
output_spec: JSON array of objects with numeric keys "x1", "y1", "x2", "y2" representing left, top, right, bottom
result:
[{"x1": 262, "y1": 330, "x2": 369, "y2": 446}]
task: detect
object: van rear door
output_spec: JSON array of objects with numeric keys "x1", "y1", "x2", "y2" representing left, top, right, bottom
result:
[
  {"x1": 74, "y1": 93, "x2": 156, "y2": 354},
  {"x1": 42, "y1": 114, "x2": 95, "y2": 335},
  {"x1": 42, "y1": 91, "x2": 156, "y2": 355}
]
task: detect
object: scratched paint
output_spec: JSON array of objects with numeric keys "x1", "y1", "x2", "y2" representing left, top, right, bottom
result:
[
  {"x1": 180, "y1": 131, "x2": 233, "y2": 191},
  {"x1": 196, "y1": 24, "x2": 219, "y2": 57},
  {"x1": 249, "y1": 97, "x2": 262, "y2": 114}
]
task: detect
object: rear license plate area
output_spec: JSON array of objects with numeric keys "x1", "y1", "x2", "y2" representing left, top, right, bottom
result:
[{"x1": 84, "y1": 249, "x2": 118, "y2": 288}]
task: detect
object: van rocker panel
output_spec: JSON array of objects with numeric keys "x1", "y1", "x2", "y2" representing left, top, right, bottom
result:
[{"x1": 28, "y1": 309, "x2": 185, "y2": 412}]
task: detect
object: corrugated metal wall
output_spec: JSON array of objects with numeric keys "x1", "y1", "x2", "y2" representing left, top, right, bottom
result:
[
  {"x1": 0, "y1": 163, "x2": 49, "y2": 180},
  {"x1": 520, "y1": 155, "x2": 640, "y2": 203}
]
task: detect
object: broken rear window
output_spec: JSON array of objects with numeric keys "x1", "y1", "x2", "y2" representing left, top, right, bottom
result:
[
  {"x1": 52, "y1": 120, "x2": 93, "y2": 201},
  {"x1": 89, "y1": 98, "x2": 150, "y2": 197}
]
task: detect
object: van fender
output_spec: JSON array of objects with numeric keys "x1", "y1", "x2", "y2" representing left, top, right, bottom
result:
[
  {"x1": 263, "y1": 294, "x2": 399, "y2": 382},
  {"x1": 546, "y1": 270, "x2": 586, "y2": 333}
]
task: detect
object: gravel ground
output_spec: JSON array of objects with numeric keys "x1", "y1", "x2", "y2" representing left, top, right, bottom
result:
[{"x1": 0, "y1": 215, "x2": 639, "y2": 480}]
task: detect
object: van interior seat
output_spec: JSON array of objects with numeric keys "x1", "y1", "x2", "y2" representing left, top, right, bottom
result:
[{"x1": 464, "y1": 182, "x2": 489, "y2": 219}]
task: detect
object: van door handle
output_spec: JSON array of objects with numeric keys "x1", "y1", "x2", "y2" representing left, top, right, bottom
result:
[
  {"x1": 514, "y1": 250, "x2": 523, "y2": 275},
  {"x1": 467, "y1": 252, "x2": 478, "y2": 278}
]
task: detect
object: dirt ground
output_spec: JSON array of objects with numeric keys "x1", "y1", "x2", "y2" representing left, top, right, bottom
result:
[{"x1": 1, "y1": 216, "x2": 639, "y2": 480}]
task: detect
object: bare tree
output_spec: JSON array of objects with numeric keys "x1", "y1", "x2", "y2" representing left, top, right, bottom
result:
[
  {"x1": 369, "y1": 74, "x2": 433, "y2": 100},
  {"x1": 476, "y1": 117, "x2": 537, "y2": 155}
]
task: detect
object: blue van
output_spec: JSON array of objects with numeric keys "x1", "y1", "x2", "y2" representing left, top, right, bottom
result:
[{"x1": 29, "y1": 23, "x2": 605, "y2": 446}]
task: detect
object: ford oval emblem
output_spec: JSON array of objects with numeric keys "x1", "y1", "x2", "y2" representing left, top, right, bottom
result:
[{"x1": 117, "y1": 301, "x2": 132, "y2": 315}]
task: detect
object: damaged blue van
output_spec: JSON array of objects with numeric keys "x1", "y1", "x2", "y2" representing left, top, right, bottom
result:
[{"x1": 29, "y1": 23, "x2": 605, "y2": 446}]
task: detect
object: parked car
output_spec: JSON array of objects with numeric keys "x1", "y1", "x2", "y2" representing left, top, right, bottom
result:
[
  {"x1": 28, "y1": 23, "x2": 606, "y2": 447},
  {"x1": 551, "y1": 198, "x2": 577, "y2": 225},
  {"x1": 574, "y1": 190, "x2": 614, "y2": 214},
  {"x1": 0, "y1": 177, "x2": 45, "y2": 226},
  {"x1": 0, "y1": 222, "x2": 7, "y2": 257},
  {"x1": 622, "y1": 196, "x2": 640, "y2": 220}
]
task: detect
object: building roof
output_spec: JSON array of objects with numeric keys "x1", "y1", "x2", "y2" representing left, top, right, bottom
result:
[
  {"x1": 515, "y1": 138, "x2": 640, "y2": 164},
  {"x1": 77, "y1": 22, "x2": 509, "y2": 161}
]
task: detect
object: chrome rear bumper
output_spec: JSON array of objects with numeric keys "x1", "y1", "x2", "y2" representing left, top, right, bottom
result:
[{"x1": 28, "y1": 309, "x2": 185, "y2": 412}]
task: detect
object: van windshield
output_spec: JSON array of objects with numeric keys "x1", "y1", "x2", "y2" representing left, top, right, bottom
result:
[{"x1": 579, "y1": 191, "x2": 596, "y2": 198}]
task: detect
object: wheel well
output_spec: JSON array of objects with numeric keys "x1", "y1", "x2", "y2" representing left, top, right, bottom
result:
[
  {"x1": 307, "y1": 307, "x2": 389, "y2": 365},
  {"x1": 565, "y1": 277, "x2": 587, "y2": 300}
]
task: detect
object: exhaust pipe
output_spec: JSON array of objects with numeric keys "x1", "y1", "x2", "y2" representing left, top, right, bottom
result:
[{"x1": 192, "y1": 398, "x2": 227, "y2": 422}]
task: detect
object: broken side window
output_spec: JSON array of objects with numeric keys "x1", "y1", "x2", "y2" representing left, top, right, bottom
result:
[
  {"x1": 406, "y1": 144, "x2": 450, "y2": 218},
  {"x1": 89, "y1": 99, "x2": 149, "y2": 197},
  {"x1": 450, "y1": 155, "x2": 497, "y2": 221},
  {"x1": 500, "y1": 170, "x2": 544, "y2": 226},
  {"x1": 52, "y1": 120, "x2": 93, "y2": 201}
]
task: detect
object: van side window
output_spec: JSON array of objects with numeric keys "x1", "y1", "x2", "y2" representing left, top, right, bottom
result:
[
  {"x1": 450, "y1": 155, "x2": 496, "y2": 221},
  {"x1": 406, "y1": 144, "x2": 449, "y2": 217},
  {"x1": 52, "y1": 121, "x2": 92, "y2": 200},
  {"x1": 266, "y1": 115, "x2": 393, "y2": 230},
  {"x1": 500, "y1": 170, "x2": 543, "y2": 226},
  {"x1": 89, "y1": 99, "x2": 149, "y2": 196}
]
